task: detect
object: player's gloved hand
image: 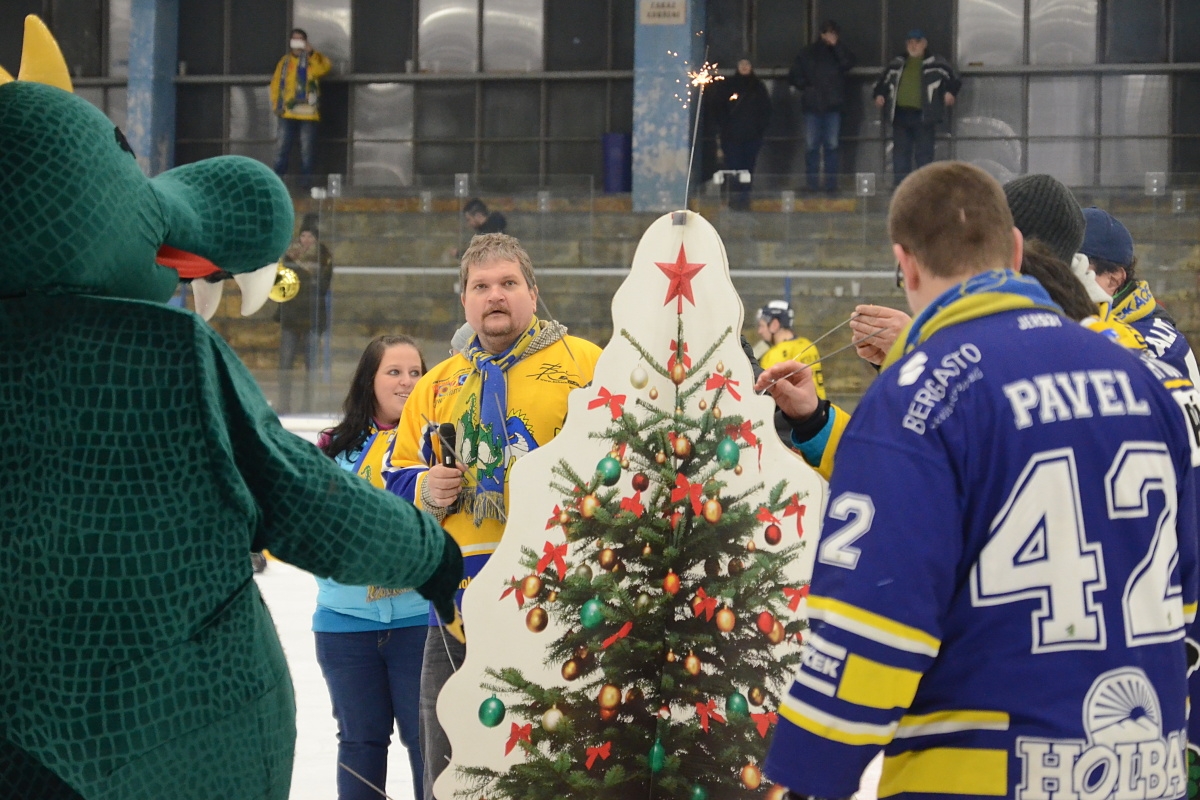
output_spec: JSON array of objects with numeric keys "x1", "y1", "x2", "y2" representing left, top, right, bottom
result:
[{"x1": 416, "y1": 529, "x2": 464, "y2": 623}]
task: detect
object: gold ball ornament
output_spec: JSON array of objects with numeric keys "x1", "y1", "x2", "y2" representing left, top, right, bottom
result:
[
  {"x1": 746, "y1": 539, "x2": 757, "y2": 553},
  {"x1": 748, "y1": 686, "x2": 766, "y2": 706},
  {"x1": 715, "y1": 607, "x2": 736, "y2": 633},
  {"x1": 575, "y1": 643, "x2": 590, "y2": 660},
  {"x1": 642, "y1": 543, "x2": 653, "y2": 557},
  {"x1": 741, "y1": 764, "x2": 762, "y2": 791},
  {"x1": 520, "y1": 575, "x2": 543, "y2": 599},
  {"x1": 672, "y1": 436, "x2": 692, "y2": 459},
  {"x1": 675, "y1": 406, "x2": 683, "y2": 416},
  {"x1": 546, "y1": 590, "x2": 559, "y2": 603},
  {"x1": 649, "y1": 387, "x2": 659, "y2": 400},
  {"x1": 542, "y1": 706, "x2": 564, "y2": 732},
  {"x1": 558, "y1": 509, "x2": 571, "y2": 526},
  {"x1": 702, "y1": 498, "x2": 722, "y2": 524},
  {"x1": 598, "y1": 548, "x2": 617, "y2": 571},
  {"x1": 525, "y1": 606, "x2": 548, "y2": 633},
  {"x1": 562, "y1": 659, "x2": 581, "y2": 680},
  {"x1": 269, "y1": 265, "x2": 301, "y2": 302},
  {"x1": 598, "y1": 684, "x2": 622, "y2": 710},
  {"x1": 670, "y1": 362, "x2": 687, "y2": 385},
  {"x1": 663, "y1": 570, "x2": 681, "y2": 595},
  {"x1": 715, "y1": 361, "x2": 725, "y2": 372},
  {"x1": 665, "y1": 649, "x2": 677, "y2": 663},
  {"x1": 684, "y1": 651, "x2": 701, "y2": 676},
  {"x1": 768, "y1": 620, "x2": 786, "y2": 644},
  {"x1": 655, "y1": 451, "x2": 667, "y2": 464},
  {"x1": 712, "y1": 406, "x2": 722, "y2": 420},
  {"x1": 624, "y1": 687, "x2": 644, "y2": 705},
  {"x1": 733, "y1": 464, "x2": 742, "y2": 475},
  {"x1": 620, "y1": 458, "x2": 630, "y2": 468},
  {"x1": 727, "y1": 558, "x2": 744, "y2": 576},
  {"x1": 765, "y1": 786, "x2": 787, "y2": 800},
  {"x1": 580, "y1": 494, "x2": 600, "y2": 518},
  {"x1": 631, "y1": 366, "x2": 649, "y2": 389}
]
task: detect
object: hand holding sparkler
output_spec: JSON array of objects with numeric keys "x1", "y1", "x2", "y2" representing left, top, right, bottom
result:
[
  {"x1": 849, "y1": 304, "x2": 910, "y2": 365},
  {"x1": 754, "y1": 359, "x2": 821, "y2": 421}
]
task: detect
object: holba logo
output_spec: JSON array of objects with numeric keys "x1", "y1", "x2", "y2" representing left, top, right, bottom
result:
[{"x1": 897, "y1": 352, "x2": 928, "y2": 386}]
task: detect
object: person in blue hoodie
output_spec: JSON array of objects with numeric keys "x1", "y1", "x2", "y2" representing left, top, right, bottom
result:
[{"x1": 316, "y1": 334, "x2": 431, "y2": 800}]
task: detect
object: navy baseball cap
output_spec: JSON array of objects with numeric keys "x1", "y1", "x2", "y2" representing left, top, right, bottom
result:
[
  {"x1": 907, "y1": 29, "x2": 926, "y2": 40},
  {"x1": 1080, "y1": 207, "x2": 1134, "y2": 267}
]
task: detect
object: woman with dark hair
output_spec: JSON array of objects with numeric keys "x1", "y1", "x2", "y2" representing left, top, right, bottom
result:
[{"x1": 315, "y1": 334, "x2": 429, "y2": 800}]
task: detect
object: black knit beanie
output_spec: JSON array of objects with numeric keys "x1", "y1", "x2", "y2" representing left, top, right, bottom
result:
[{"x1": 1003, "y1": 174, "x2": 1085, "y2": 265}]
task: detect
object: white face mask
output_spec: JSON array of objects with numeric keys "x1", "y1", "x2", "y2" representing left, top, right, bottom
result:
[{"x1": 290, "y1": 39, "x2": 306, "y2": 50}]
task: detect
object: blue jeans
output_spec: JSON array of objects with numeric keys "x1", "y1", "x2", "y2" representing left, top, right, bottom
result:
[
  {"x1": 804, "y1": 111, "x2": 841, "y2": 191},
  {"x1": 420, "y1": 626, "x2": 465, "y2": 800},
  {"x1": 315, "y1": 627, "x2": 427, "y2": 800},
  {"x1": 273, "y1": 117, "x2": 318, "y2": 186},
  {"x1": 892, "y1": 107, "x2": 936, "y2": 186}
]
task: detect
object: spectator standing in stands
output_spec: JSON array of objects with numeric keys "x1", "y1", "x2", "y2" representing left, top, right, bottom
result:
[
  {"x1": 278, "y1": 213, "x2": 334, "y2": 414},
  {"x1": 712, "y1": 57, "x2": 772, "y2": 210},
  {"x1": 270, "y1": 28, "x2": 331, "y2": 190},
  {"x1": 789, "y1": 20, "x2": 855, "y2": 193},
  {"x1": 463, "y1": 198, "x2": 507, "y2": 235},
  {"x1": 873, "y1": 29, "x2": 960, "y2": 186}
]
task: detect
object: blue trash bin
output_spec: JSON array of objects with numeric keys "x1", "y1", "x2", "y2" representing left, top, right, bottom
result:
[{"x1": 602, "y1": 132, "x2": 632, "y2": 193}]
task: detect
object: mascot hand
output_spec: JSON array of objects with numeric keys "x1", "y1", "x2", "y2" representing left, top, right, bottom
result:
[{"x1": 418, "y1": 529, "x2": 465, "y2": 624}]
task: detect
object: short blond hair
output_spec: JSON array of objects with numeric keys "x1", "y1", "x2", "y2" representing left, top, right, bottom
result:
[
  {"x1": 459, "y1": 233, "x2": 536, "y2": 292},
  {"x1": 889, "y1": 162, "x2": 1015, "y2": 280}
]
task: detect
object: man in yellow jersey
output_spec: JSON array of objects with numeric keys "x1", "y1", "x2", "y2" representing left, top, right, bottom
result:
[
  {"x1": 269, "y1": 28, "x2": 331, "y2": 189},
  {"x1": 385, "y1": 233, "x2": 601, "y2": 800},
  {"x1": 757, "y1": 299, "x2": 825, "y2": 399}
]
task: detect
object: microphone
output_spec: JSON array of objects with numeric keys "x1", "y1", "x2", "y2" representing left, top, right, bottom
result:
[{"x1": 438, "y1": 423, "x2": 457, "y2": 467}]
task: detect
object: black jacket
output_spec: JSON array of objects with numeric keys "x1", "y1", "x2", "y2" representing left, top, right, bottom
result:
[
  {"x1": 788, "y1": 39, "x2": 855, "y2": 113},
  {"x1": 711, "y1": 72, "x2": 772, "y2": 143},
  {"x1": 475, "y1": 211, "x2": 507, "y2": 234},
  {"x1": 873, "y1": 53, "x2": 961, "y2": 126}
]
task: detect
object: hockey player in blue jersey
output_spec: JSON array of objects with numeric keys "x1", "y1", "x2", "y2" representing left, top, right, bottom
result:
[{"x1": 761, "y1": 162, "x2": 1200, "y2": 800}]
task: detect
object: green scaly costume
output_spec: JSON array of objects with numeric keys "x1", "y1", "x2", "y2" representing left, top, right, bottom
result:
[{"x1": 0, "y1": 17, "x2": 461, "y2": 800}]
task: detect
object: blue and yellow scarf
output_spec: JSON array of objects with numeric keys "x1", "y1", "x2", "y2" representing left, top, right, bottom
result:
[
  {"x1": 458, "y1": 317, "x2": 543, "y2": 524},
  {"x1": 882, "y1": 269, "x2": 1063, "y2": 369}
]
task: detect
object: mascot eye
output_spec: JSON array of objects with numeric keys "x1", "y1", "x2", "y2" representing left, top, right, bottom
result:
[{"x1": 114, "y1": 126, "x2": 137, "y2": 158}]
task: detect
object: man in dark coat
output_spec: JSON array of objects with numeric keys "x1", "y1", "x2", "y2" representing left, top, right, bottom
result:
[
  {"x1": 789, "y1": 20, "x2": 855, "y2": 192},
  {"x1": 712, "y1": 57, "x2": 772, "y2": 210},
  {"x1": 873, "y1": 29, "x2": 961, "y2": 186}
]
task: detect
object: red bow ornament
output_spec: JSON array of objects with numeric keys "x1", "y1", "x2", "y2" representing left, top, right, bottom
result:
[
  {"x1": 695, "y1": 699, "x2": 727, "y2": 733},
  {"x1": 705, "y1": 372, "x2": 742, "y2": 401},
  {"x1": 783, "y1": 494, "x2": 806, "y2": 536},
  {"x1": 535, "y1": 541, "x2": 568, "y2": 579},
  {"x1": 505, "y1": 722, "x2": 533, "y2": 756},
  {"x1": 667, "y1": 340, "x2": 692, "y2": 371},
  {"x1": 602, "y1": 621, "x2": 634, "y2": 649},
  {"x1": 692, "y1": 587, "x2": 717, "y2": 621},
  {"x1": 670, "y1": 474, "x2": 703, "y2": 515},
  {"x1": 585, "y1": 741, "x2": 612, "y2": 769},
  {"x1": 499, "y1": 576, "x2": 523, "y2": 608},
  {"x1": 783, "y1": 585, "x2": 810, "y2": 612},
  {"x1": 588, "y1": 387, "x2": 627, "y2": 420},
  {"x1": 751, "y1": 712, "x2": 778, "y2": 738},
  {"x1": 619, "y1": 491, "x2": 645, "y2": 518}
]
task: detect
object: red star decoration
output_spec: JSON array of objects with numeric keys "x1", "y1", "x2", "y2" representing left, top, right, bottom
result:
[{"x1": 655, "y1": 245, "x2": 706, "y2": 313}]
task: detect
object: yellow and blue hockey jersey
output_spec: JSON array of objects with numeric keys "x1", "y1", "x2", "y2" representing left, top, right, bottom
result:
[{"x1": 765, "y1": 298, "x2": 1200, "y2": 799}]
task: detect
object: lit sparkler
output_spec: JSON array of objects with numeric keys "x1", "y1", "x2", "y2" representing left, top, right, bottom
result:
[{"x1": 683, "y1": 54, "x2": 722, "y2": 207}]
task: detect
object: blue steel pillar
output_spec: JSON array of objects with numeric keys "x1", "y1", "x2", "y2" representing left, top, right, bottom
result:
[
  {"x1": 127, "y1": 0, "x2": 178, "y2": 175},
  {"x1": 632, "y1": 0, "x2": 706, "y2": 212}
]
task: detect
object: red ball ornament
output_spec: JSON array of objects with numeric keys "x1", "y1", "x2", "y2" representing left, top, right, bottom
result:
[
  {"x1": 663, "y1": 570, "x2": 681, "y2": 595},
  {"x1": 599, "y1": 707, "x2": 618, "y2": 721},
  {"x1": 757, "y1": 610, "x2": 776, "y2": 635},
  {"x1": 764, "y1": 523, "x2": 782, "y2": 545},
  {"x1": 632, "y1": 472, "x2": 650, "y2": 492}
]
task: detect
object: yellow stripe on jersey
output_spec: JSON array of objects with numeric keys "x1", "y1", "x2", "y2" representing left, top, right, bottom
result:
[
  {"x1": 1165, "y1": 378, "x2": 1194, "y2": 390},
  {"x1": 878, "y1": 747, "x2": 1008, "y2": 797},
  {"x1": 1184, "y1": 601, "x2": 1197, "y2": 623},
  {"x1": 894, "y1": 709, "x2": 1010, "y2": 739},
  {"x1": 807, "y1": 595, "x2": 941, "y2": 657},
  {"x1": 778, "y1": 694, "x2": 897, "y2": 746},
  {"x1": 836, "y1": 653, "x2": 922, "y2": 710}
]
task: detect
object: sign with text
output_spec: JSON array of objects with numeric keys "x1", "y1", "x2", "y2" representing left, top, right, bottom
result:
[{"x1": 639, "y1": 0, "x2": 686, "y2": 25}]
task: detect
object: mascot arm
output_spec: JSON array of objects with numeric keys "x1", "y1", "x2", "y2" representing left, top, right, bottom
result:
[{"x1": 199, "y1": 324, "x2": 455, "y2": 590}]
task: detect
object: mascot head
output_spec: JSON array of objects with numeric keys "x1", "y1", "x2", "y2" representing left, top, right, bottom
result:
[{"x1": 0, "y1": 15, "x2": 293, "y2": 311}]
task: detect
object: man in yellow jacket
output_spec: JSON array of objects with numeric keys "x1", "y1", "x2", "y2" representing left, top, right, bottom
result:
[{"x1": 270, "y1": 28, "x2": 331, "y2": 189}]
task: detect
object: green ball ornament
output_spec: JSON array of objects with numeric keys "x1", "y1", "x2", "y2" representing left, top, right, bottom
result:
[
  {"x1": 716, "y1": 437, "x2": 740, "y2": 469},
  {"x1": 690, "y1": 784, "x2": 708, "y2": 800},
  {"x1": 726, "y1": 691, "x2": 749, "y2": 720},
  {"x1": 596, "y1": 455, "x2": 622, "y2": 487},
  {"x1": 648, "y1": 738, "x2": 666, "y2": 773},
  {"x1": 581, "y1": 597, "x2": 605, "y2": 629},
  {"x1": 478, "y1": 695, "x2": 506, "y2": 728}
]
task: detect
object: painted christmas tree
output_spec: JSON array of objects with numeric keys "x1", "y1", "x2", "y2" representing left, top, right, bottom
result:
[{"x1": 436, "y1": 210, "x2": 823, "y2": 800}]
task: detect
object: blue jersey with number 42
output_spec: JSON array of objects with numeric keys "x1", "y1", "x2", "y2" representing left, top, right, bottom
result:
[{"x1": 765, "y1": 308, "x2": 1200, "y2": 800}]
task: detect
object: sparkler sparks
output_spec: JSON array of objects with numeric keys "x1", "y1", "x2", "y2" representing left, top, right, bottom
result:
[{"x1": 688, "y1": 61, "x2": 723, "y2": 88}]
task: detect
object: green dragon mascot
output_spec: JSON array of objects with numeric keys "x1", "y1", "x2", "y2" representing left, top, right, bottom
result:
[{"x1": 0, "y1": 17, "x2": 461, "y2": 800}]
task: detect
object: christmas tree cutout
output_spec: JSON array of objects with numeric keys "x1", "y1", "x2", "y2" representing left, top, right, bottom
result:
[{"x1": 436, "y1": 210, "x2": 823, "y2": 800}]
